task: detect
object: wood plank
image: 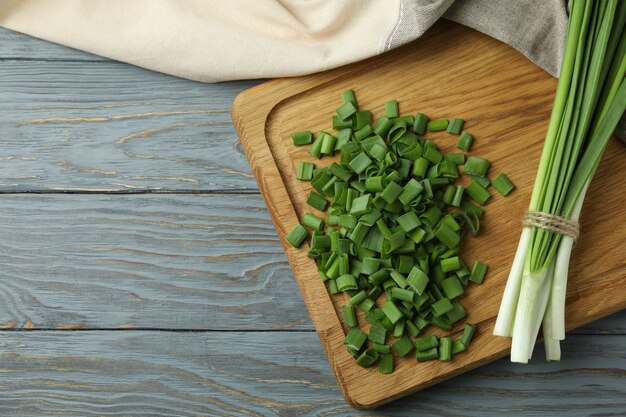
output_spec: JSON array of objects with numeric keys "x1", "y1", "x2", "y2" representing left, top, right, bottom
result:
[
  {"x1": 232, "y1": 20, "x2": 626, "y2": 408},
  {"x1": 0, "y1": 60, "x2": 260, "y2": 191},
  {"x1": 0, "y1": 193, "x2": 311, "y2": 330},
  {"x1": 0, "y1": 330, "x2": 623, "y2": 416},
  {"x1": 0, "y1": 27, "x2": 107, "y2": 61}
]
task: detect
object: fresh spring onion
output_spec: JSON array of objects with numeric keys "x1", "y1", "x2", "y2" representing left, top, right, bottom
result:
[
  {"x1": 494, "y1": 0, "x2": 626, "y2": 363},
  {"x1": 288, "y1": 90, "x2": 517, "y2": 371}
]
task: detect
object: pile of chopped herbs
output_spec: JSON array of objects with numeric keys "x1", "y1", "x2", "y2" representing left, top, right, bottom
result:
[{"x1": 286, "y1": 90, "x2": 514, "y2": 373}]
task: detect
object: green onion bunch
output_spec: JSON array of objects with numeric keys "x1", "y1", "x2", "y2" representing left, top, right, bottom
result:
[
  {"x1": 494, "y1": 0, "x2": 626, "y2": 363},
  {"x1": 287, "y1": 90, "x2": 514, "y2": 373}
]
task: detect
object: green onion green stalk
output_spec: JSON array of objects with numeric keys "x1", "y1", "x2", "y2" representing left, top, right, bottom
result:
[{"x1": 494, "y1": 0, "x2": 626, "y2": 363}]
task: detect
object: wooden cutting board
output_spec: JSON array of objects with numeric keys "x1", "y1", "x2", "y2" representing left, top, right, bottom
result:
[{"x1": 231, "y1": 20, "x2": 626, "y2": 409}]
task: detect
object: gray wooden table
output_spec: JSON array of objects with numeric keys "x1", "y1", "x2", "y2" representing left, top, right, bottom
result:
[{"x1": 1, "y1": 28, "x2": 624, "y2": 417}]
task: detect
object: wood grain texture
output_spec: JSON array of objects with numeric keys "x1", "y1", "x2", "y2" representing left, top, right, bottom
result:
[
  {"x1": 232, "y1": 20, "x2": 626, "y2": 408},
  {"x1": 0, "y1": 193, "x2": 311, "y2": 330},
  {"x1": 0, "y1": 330, "x2": 624, "y2": 417},
  {"x1": 0, "y1": 60, "x2": 260, "y2": 191},
  {"x1": 0, "y1": 27, "x2": 107, "y2": 61}
]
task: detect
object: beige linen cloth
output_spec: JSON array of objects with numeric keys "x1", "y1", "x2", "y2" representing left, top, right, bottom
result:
[
  {"x1": 0, "y1": 0, "x2": 569, "y2": 81},
  {"x1": 1, "y1": 0, "x2": 623, "y2": 135}
]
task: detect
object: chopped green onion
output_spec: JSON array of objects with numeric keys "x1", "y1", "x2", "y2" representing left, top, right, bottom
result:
[
  {"x1": 309, "y1": 134, "x2": 324, "y2": 159},
  {"x1": 441, "y1": 276, "x2": 464, "y2": 299},
  {"x1": 329, "y1": 163, "x2": 353, "y2": 182},
  {"x1": 461, "y1": 323, "x2": 475, "y2": 347},
  {"x1": 372, "y1": 342, "x2": 390, "y2": 354},
  {"x1": 342, "y1": 305, "x2": 358, "y2": 327},
  {"x1": 460, "y1": 200, "x2": 484, "y2": 218},
  {"x1": 452, "y1": 185, "x2": 464, "y2": 207},
  {"x1": 338, "y1": 214, "x2": 357, "y2": 230},
  {"x1": 416, "y1": 347, "x2": 439, "y2": 362},
  {"x1": 406, "y1": 266, "x2": 429, "y2": 295},
  {"x1": 444, "y1": 153, "x2": 465, "y2": 165},
  {"x1": 446, "y1": 301, "x2": 466, "y2": 324},
  {"x1": 413, "y1": 113, "x2": 429, "y2": 135},
  {"x1": 452, "y1": 339, "x2": 466, "y2": 354},
  {"x1": 335, "y1": 128, "x2": 352, "y2": 151},
  {"x1": 320, "y1": 133, "x2": 337, "y2": 155},
  {"x1": 349, "y1": 194, "x2": 371, "y2": 216},
  {"x1": 419, "y1": 206, "x2": 442, "y2": 228},
  {"x1": 297, "y1": 162, "x2": 315, "y2": 181},
  {"x1": 396, "y1": 211, "x2": 421, "y2": 233},
  {"x1": 285, "y1": 224, "x2": 308, "y2": 248},
  {"x1": 381, "y1": 300, "x2": 403, "y2": 324},
  {"x1": 423, "y1": 146, "x2": 443, "y2": 164},
  {"x1": 440, "y1": 256, "x2": 461, "y2": 273},
  {"x1": 431, "y1": 316, "x2": 452, "y2": 331},
  {"x1": 373, "y1": 116, "x2": 394, "y2": 136},
  {"x1": 391, "y1": 287, "x2": 415, "y2": 303},
  {"x1": 464, "y1": 156, "x2": 490, "y2": 177},
  {"x1": 341, "y1": 89, "x2": 357, "y2": 105},
  {"x1": 287, "y1": 90, "x2": 509, "y2": 372},
  {"x1": 380, "y1": 181, "x2": 403, "y2": 203},
  {"x1": 328, "y1": 279, "x2": 338, "y2": 294},
  {"x1": 336, "y1": 274, "x2": 358, "y2": 291},
  {"x1": 348, "y1": 152, "x2": 372, "y2": 174},
  {"x1": 456, "y1": 131, "x2": 474, "y2": 151},
  {"x1": 369, "y1": 144, "x2": 389, "y2": 161},
  {"x1": 365, "y1": 176, "x2": 386, "y2": 192},
  {"x1": 354, "y1": 111, "x2": 372, "y2": 130},
  {"x1": 354, "y1": 125, "x2": 373, "y2": 141},
  {"x1": 368, "y1": 269, "x2": 389, "y2": 286},
  {"x1": 433, "y1": 221, "x2": 460, "y2": 249},
  {"x1": 292, "y1": 131, "x2": 313, "y2": 146},
  {"x1": 332, "y1": 115, "x2": 352, "y2": 130},
  {"x1": 310, "y1": 235, "x2": 330, "y2": 251},
  {"x1": 438, "y1": 337, "x2": 453, "y2": 361},
  {"x1": 368, "y1": 325, "x2": 387, "y2": 345},
  {"x1": 302, "y1": 213, "x2": 325, "y2": 231},
  {"x1": 358, "y1": 298, "x2": 375, "y2": 313},
  {"x1": 356, "y1": 348, "x2": 379, "y2": 368},
  {"x1": 307, "y1": 192, "x2": 328, "y2": 211},
  {"x1": 378, "y1": 353, "x2": 394, "y2": 374},
  {"x1": 415, "y1": 335, "x2": 439, "y2": 351},
  {"x1": 465, "y1": 181, "x2": 491, "y2": 205},
  {"x1": 491, "y1": 173, "x2": 516, "y2": 196},
  {"x1": 470, "y1": 174, "x2": 491, "y2": 189},
  {"x1": 431, "y1": 298, "x2": 454, "y2": 316},
  {"x1": 336, "y1": 101, "x2": 358, "y2": 120},
  {"x1": 389, "y1": 270, "x2": 408, "y2": 289},
  {"x1": 344, "y1": 328, "x2": 367, "y2": 355},
  {"x1": 392, "y1": 336, "x2": 414, "y2": 357},
  {"x1": 412, "y1": 157, "x2": 429, "y2": 178},
  {"x1": 469, "y1": 260, "x2": 488, "y2": 284},
  {"x1": 349, "y1": 290, "x2": 368, "y2": 306},
  {"x1": 385, "y1": 100, "x2": 399, "y2": 118},
  {"x1": 397, "y1": 178, "x2": 424, "y2": 205},
  {"x1": 428, "y1": 119, "x2": 449, "y2": 132},
  {"x1": 447, "y1": 118, "x2": 464, "y2": 135}
]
